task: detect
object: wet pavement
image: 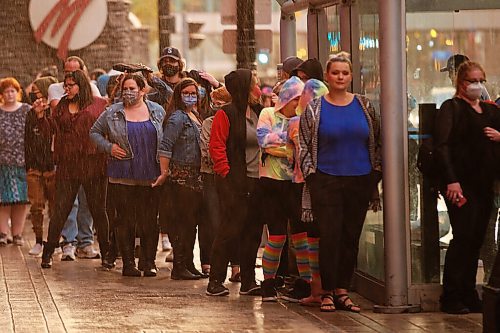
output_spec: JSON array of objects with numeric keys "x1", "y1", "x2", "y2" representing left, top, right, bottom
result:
[{"x1": 0, "y1": 222, "x2": 484, "y2": 333}]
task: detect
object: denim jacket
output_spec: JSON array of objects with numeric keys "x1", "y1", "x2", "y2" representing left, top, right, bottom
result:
[
  {"x1": 158, "y1": 109, "x2": 201, "y2": 167},
  {"x1": 89, "y1": 100, "x2": 166, "y2": 162}
]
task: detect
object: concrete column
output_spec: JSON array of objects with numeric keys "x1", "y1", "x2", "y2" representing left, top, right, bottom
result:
[
  {"x1": 373, "y1": 0, "x2": 420, "y2": 314},
  {"x1": 279, "y1": 11, "x2": 297, "y2": 61}
]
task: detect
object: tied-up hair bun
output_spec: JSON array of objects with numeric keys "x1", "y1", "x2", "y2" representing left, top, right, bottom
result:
[{"x1": 331, "y1": 51, "x2": 351, "y2": 60}]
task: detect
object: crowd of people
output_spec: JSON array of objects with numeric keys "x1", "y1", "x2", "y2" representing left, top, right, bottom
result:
[{"x1": 0, "y1": 47, "x2": 498, "y2": 314}]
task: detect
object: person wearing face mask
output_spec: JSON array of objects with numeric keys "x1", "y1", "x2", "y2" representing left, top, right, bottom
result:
[
  {"x1": 434, "y1": 61, "x2": 500, "y2": 314},
  {"x1": 40, "y1": 70, "x2": 112, "y2": 269},
  {"x1": 157, "y1": 47, "x2": 187, "y2": 92},
  {"x1": 153, "y1": 78, "x2": 206, "y2": 280},
  {"x1": 90, "y1": 74, "x2": 165, "y2": 277}
]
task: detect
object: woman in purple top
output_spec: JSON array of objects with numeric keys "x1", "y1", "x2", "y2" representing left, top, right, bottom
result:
[
  {"x1": 299, "y1": 53, "x2": 382, "y2": 313},
  {"x1": 0, "y1": 78, "x2": 30, "y2": 246},
  {"x1": 90, "y1": 74, "x2": 166, "y2": 277}
]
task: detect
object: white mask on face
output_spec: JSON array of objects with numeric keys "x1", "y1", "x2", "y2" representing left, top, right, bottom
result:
[{"x1": 465, "y1": 82, "x2": 483, "y2": 100}]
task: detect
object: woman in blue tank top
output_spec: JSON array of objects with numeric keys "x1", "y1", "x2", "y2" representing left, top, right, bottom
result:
[
  {"x1": 90, "y1": 73, "x2": 166, "y2": 277},
  {"x1": 299, "y1": 53, "x2": 382, "y2": 313}
]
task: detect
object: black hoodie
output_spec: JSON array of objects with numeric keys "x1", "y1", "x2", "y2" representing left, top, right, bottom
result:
[{"x1": 221, "y1": 69, "x2": 262, "y2": 193}]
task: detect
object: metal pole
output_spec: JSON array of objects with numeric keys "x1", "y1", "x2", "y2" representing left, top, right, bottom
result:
[
  {"x1": 373, "y1": 0, "x2": 420, "y2": 314},
  {"x1": 236, "y1": 0, "x2": 256, "y2": 69},
  {"x1": 279, "y1": 11, "x2": 296, "y2": 61},
  {"x1": 158, "y1": 0, "x2": 171, "y2": 55}
]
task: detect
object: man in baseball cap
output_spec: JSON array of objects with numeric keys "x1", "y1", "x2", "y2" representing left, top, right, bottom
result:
[
  {"x1": 157, "y1": 47, "x2": 186, "y2": 90},
  {"x1": 440, "y1": 53, "x2": 490, "y2": 100},
  {"x1": 440, "y1": 54, "x2": 469, "y2": 84}
]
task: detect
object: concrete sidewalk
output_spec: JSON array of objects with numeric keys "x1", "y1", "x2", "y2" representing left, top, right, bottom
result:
[{"x1": 0, "y1": 225, "x2": 483, "y2": 333}]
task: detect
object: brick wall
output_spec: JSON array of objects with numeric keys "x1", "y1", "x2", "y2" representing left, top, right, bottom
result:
[{"x1": 0, "y1": 0, "x2": 149, "y2": 86}]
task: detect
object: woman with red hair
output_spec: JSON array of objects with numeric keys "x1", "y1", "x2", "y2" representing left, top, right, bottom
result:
[{"x1": 0, "y1": 77, "x2": 31, "y2": 246}]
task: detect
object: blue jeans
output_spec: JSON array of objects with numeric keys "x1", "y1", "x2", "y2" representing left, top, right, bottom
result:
[{"x1": 61, "y1": 186, "x2": 94, "y2": 248}]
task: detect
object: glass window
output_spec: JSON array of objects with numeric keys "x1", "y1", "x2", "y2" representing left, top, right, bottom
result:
[{"x1": 356, "y1": 4, "x2": 384, "y2": 282}]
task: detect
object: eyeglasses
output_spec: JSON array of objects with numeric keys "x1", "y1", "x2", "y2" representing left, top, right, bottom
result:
[
  {"x1": 464, "y1": 79, "x2": 486, "y2": 84},
  {"x1": 181, "y1": 92, "x2": 197, "y2": 97},
  {"x1": 63, "y1": 83, "x2": 77, "y2": 89}
]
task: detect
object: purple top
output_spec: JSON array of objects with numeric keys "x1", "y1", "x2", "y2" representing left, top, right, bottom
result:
[{"x1": 107, "y1": 120, "x2": 160, "y2": 181}]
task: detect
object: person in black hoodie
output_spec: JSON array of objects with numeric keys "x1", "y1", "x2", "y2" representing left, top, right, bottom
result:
[
  {"x1": 25, "y1": 76, "x2": 58, "y2": 256},
  {"x1": 206, "y1": 69, "x2": 264, "y2": 296}
]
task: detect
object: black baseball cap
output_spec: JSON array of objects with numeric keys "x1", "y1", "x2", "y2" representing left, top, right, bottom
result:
[
  {"x1": 159, "y1": 47, "x2": 182, "y2": 61},
  {"x1": 282, "y1": 56, "x2": 304, "y2": 75},
  {"x1": 440, "y1": 54, "x2": 470, "y2": 72}
]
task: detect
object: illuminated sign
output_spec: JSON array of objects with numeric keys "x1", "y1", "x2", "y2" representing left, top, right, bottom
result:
[{"x1": 29, "y1": 0, "x2": 108, "y2": 60}]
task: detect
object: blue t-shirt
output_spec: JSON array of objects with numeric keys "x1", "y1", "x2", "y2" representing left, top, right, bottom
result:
[
  {"x1": 107, "y1": 120, "x2": 160, "y2": 181},
  {"x1": 317, "y1": 97, "x2": 371, "y2": 176}
]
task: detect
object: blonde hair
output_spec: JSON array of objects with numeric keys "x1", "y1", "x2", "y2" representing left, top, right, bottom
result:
[{"x1": 326, "y1": 51, "x2": 353, "y2": 72}]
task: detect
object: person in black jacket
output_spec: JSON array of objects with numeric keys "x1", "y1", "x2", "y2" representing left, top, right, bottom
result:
[
  {"x1": 25, "y1": 76, "x2": 58, "y2": 256},
  {"x1": 434, "y1": 61, "x2": 500, "y2": 314},
  {"x1": 206, "y1": 69, "x2": 264, "y2": 296}
]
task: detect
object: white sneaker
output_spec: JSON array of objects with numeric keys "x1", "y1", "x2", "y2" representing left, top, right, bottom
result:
[
  {"x1": 29, "y1": 243, "x2": 43, "y2": 256},
  {"x1": 161, "y1": 236, "x2": 172, "y2": 252},
  {"x1": 76, "y1": 245, "x2": 100, "y2": 259},
  {"x1": 12, "y1": 235, "x2": 24, "y2": 246},
  {"x1": 61, "y1": 244, "x2": 76, "y2": 261}
]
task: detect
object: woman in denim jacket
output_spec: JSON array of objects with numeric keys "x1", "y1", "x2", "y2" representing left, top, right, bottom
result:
[
  {"x1": 90, "y1": 73, "x2": 165, "y2": 277},
  {"x1": 154, "y1": 78, "x2": 204, "y2": 280}
]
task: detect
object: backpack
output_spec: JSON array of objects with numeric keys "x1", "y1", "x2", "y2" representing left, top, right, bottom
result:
[
  {"x1": 416, "y1": 99, "x2": 460, "y2": 178},
  {"x1": 416, "y1": 103, "x2": 438, "y2": 177},
  {"x1": 417, "y1": 135, "x2": 438, "y2": 177}
]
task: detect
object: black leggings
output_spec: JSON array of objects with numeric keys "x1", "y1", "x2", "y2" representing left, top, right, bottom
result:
[
  {"x1": 110, "y1": 183, "x2": 159, "y2": 265},
  {"x1": 47, "y1": 177, "x2": 109, "y2": 256},
  {"x1": 259, "y1": 177, "x2": 305, "y2": 235}
]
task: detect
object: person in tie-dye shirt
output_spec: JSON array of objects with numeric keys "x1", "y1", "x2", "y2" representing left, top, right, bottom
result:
[
  {"x1": 287, "y1": 78, "x2": 328, "y2": 306},
  {"x1": 257, "y1": 77, "x2": 313, "y2": 302}
]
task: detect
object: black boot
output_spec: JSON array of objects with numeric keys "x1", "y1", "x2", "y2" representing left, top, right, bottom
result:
[
  {"x1": 171, "y1": 245, "x2": 200, "y2": 280},
  {"x1": 102, "y1": 228, "x2": 118, "y2": 269},
  {"x1": 117, "y1": 227, "x2": 141, "y2": 277},
  {"x1": 41, "y1": 242, "x2": 56, "y2": 269}
]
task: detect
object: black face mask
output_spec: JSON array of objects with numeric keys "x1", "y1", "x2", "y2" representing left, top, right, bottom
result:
[
  {"x1": 162, "y1": 64, "x2": 180, "y2": 77},
  {"x1": 29, "y1": 92, "x2": 38, "y2": 103}
]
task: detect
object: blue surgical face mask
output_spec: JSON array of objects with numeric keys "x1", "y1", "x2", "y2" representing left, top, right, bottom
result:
[
  {"x1": 198, "y1": 86, "x2": 206, "y2": 100},
  {"x1": 182, "y1": 94, "x2": 197, "y2": 107}
]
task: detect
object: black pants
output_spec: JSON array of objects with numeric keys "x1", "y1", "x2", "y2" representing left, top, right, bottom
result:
[
  {"x1": 169, "y1": 183, "x2": 202, "y2": 268},
  {"x1": 200, "y1": 173, "x2": 239, "y2": 266},
  {"x1": 209, "y1": 176, "x2": 263, "y2": 286},
  {"x1": 442, "y1": 186, "x2": 493, "y2": 304},
  {"x1": 308, "y1": 171, "x2": 372, "y2": 291},
  {"x1": 47, "y1": 177, "x2": 109, "y2": 256},
  {"x1": 110, "y1": 183, "x2": 159, "y2": 266}
]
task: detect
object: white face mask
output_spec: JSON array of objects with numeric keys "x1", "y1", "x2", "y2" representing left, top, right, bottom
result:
[{"x1": 465, "y1": 82, "x2": 483, "y2": 100}]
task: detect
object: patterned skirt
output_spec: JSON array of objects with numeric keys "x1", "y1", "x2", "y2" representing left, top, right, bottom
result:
[{"x1": 0, "y1": 165, "x2": 29, "y2": 206}]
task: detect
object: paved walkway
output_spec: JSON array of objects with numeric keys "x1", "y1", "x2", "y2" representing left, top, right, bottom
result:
[{"x1": 0, "y1": 223, "x2": 484, "y2": 333}]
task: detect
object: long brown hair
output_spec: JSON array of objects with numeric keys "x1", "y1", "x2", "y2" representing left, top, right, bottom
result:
[
  {"x1": 64, "y1": 69, "x2": 93, "y2": 110},
  {"x1": 163, "y1": 77, "x2": 200, "y2": 125}
]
